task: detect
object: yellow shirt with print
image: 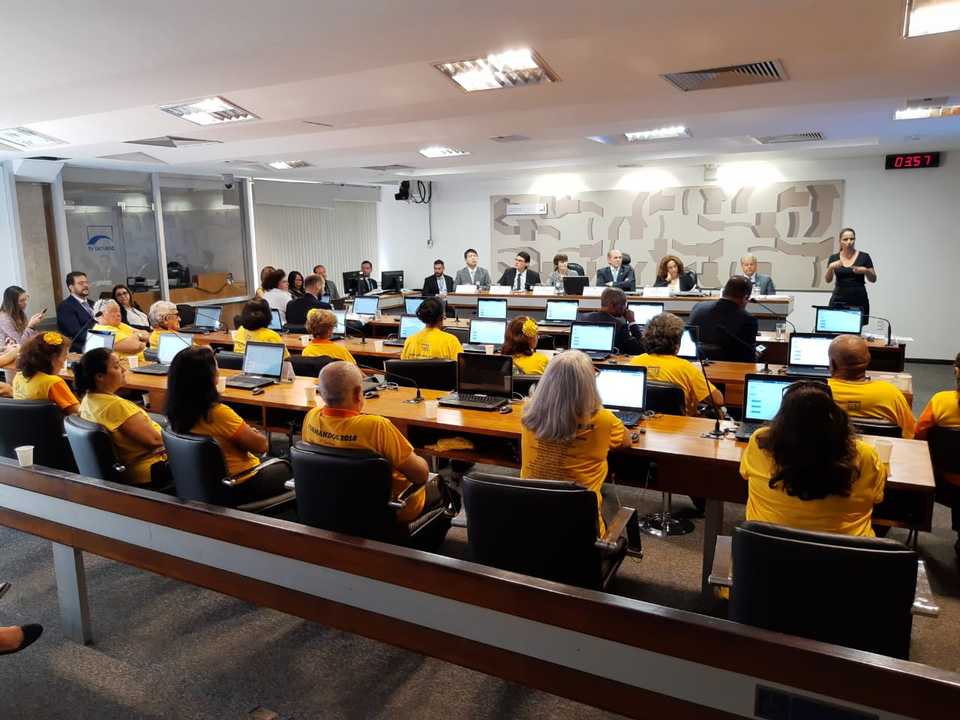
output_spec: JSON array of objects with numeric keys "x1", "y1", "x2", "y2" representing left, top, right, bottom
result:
[
  {"x1": 629, "y1": 353, "x2": 717, "y2": 416},
  {"x1": 828, "y1": 378, "x2": 916, "y2": 439},
  {"x1": 301, "y1": 407, "x2": 424, "y2": 523},
  {"x1": 13, "y1": 371, "x2": 79, "y2": 411},
  {"x1": 189, "y1": 403, "x2": 260, "y2": 481},
  {"x1": 302, "y1": 339, "x2": 357, "y2": 364},
  {"x1": 232, "y1": 326, "x2": 290, "y2": 358},
  {"x1": 741, "y1": 428, "x2": 886, "y2": 537},
  {"x1": 520, "y1": 408, "x2": 625, "y2": 536},
  {"x1": 93, "y1": 322, "x2": 144, "y2": 362},
  {"x1": 512, "y1": 351, "x2": 549, "y2": 375},
  {"x1": 916, "y1": 390, "x2": 960, "y2": 439},
  {"x1": 79, "y1": 392, "x2": 165, "y2": 485},
  {"x1": 400, "y1": 327, "x2": 463, "y2": 360}
]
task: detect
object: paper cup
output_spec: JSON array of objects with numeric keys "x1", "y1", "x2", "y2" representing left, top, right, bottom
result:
[
  {"x1": 230, "y1": 330, "x2": 239, "y2": 341},
  {"x1": 216, "y1": 376, "x2": 227, "y2": 393},
  {"x1": 484, "y1": 344, "x2": 494, "y2": 354},
  {"x1": 300, "y1": 335, "x2": 310, "y2": 345},
  {"x1": 14, "y1": 445, "x2": 34, "y2": 467},
  {"x1": 424, "y1": 400, "x2": 439, "y2": 418},
  {"x1": 875, "y1": 439, "x2": 893, "y2": 464},
  {"x1": 127, "y1": 354, "x2": 140, "y2": 369},
  {"x1": 304, "y1": 385, "x2": 318, "y2": 406}
]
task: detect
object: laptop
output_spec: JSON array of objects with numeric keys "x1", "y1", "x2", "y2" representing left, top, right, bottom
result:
[
  {"x1": 352, "y1": 296, "x2": 379, "y2": 317},
  {"x1": 383, "y1": 314, "x2": 425, "y2": 347},
  {"x1": 404, "y1": 296, "x2": 424, "y2": 315},
  {"x1": 596, "y1": 365, "x2": 647, "y2": 428},
  {"x1": 627, "y1": 302, "x2": 664, "y2": 327},
  {"x1": 562, "y1": 276, "x2": 590, "y2": 295},
  {"x1": 463, "y1": 318, "x2": 507, "y2": 353},
  {"x1": 477, "y1": 298, "x2": 508, "y2": 319},
  {"x1": 132, "y1": 333, "x2": 192, "y2": 375},
  {"x1": 438, "y1": 353, "x2": 512, "y2": 410},
  {"x1": 814, "y1": 306, "x2": 863, "y2": 335},
  {"x1": 678, "y1": 326, "x2": 699, "y2": 360},
  {"x1": 331, "y1": 309, "x2": 347, "y2": 339},
  {"x1": 225, "y1": 342, "x2": 285, "y2": 390},
  {"x1": 83, "y1": 329, "x2": 115, "y2": 354},
  {"x1": 541, "y1": 299, "x2": 579, "y2": 326},
  {"x1": 268, "y1": 308, "x2": 285, "y2": 332},
  {"x1": 735, "y1": 374, "x2": 828, "y2": 441},
  {"x1": 569, "y1": 321, "x2": 615, "y2": 360},
  {"x1": 180, "y1": 306, "x2": 222, "y2": 333},
  {"x1": 785, "y1": 333, "x2": 833, "y2": 377}
]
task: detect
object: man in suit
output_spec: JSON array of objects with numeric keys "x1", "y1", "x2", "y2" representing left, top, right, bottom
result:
[
  {"x1": 56, "y1": 271, "x2": 97, "y2": 351},
  {"x1": 580, "y1": 288, "x2": 644, "y2": 355},
  {"x1": 595, "y1": 248, "x2": 636, "y2": 292},
  {"x1": 422, "y1": 260, "x2": 455, "y2": 296},
  {"x1": 286, "y1": 274, "x2": 333, "y2": 326},
  {"x1": 357, "y1": 260, "x2": 378, "y2": 295},
  {"x1": 740, "y1": 254, "x2": 776, "y2": 295},
  {"x1": 453, "y1": 248, "x2": 492, "y2": 288},
  {"x1": 313, "y1": 264, "x2": 340, "y2": 301},
  {"x1": 497, "y1": 251, "x2": 541, "y2": 291},
  {"x1": 688, "y1": 276, "x2": 758, "y2": 362}
]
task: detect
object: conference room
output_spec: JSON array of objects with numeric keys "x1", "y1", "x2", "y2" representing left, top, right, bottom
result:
[{"x1": 1, "y1": 1, "x2": 960, "y2": 718}]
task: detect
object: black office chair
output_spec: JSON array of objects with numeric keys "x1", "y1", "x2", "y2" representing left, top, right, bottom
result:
[
  {"x1": 729, "y1": 521, "x2": 918, "y2": 659},
  {"x1": 535, "y1": 334, "x2": 556, "y2": 350},
  {"x1": 621, "y1": 253, "x2": 631, "y2": 267},
  {"x1": 285, "y1": 324, "x2": 307, "y2": 334},
  {"x1": 232, "y1": 314, "x2": 242, "y2": 330},
  {"x1": 214, "y1": 350, "x2": 244, "y2": 370},
  {"x1": 462, "y1": 473, "x2": 637, "y2": 590},
  {"x1": 444, "y1": 326, "x2": 469, "y2": 343},
  {"x1": 63, "y1": 416, "x2": 127, "y2": 484},
  {"x1": 638, "y1": 382, "x2": 692, "y2": 536},
  {"x1": 513, "y1": 374, "x2": 540, "y2": 397},
  {"x1": 927, "y1": 426, "x2": 960, "y2": 551},
  {"x1": 851, "y1": 418, "x2": 903, "y2": 438},
  {"x1": 161, "y1": 428, "x2": 294, "y2": 513},
  {"x1": 567, "y1": 262, "x2": 585, "y2": 277},
  {"x1": 177, "y1": 304, "x2": 196, "y2": 326},
  {"x1": 645, "y1": 382, "x2": 686, "y2": 415},
  {"x1": 385, "y1": 359, "x2": 457, "y2": 391},
  {"x1": 290, "y1": 354, "x2": 340, "y2": 377},
  {"x1": 290, "y1": 442, "x2": 451, "y2": 551},
  {"x1": 0, "y1": 399, "x2": 76, "y2": 472}
]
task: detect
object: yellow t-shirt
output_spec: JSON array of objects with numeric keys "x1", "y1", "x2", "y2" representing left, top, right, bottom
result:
[
  {"x1": 916, "y1": 390, "x2": 960, "y2": 439},
  {"x1": 301, "y1": 407, "x2": 423, "y2": 522},
  {"x1": 512, "y1": 351, "x2": 549, "y2": 375},
  {"x1": 13, "y1": 371, "x2": 78, "y2": 411},
  {"x1": 520, "y1": 408, "x2": 625, "y2": 536},
  {"x1": 189, "y1": 402, "x2": 260, "y2": 481},
  {"x1": 741, "y1": 428, "x2": 886, "y2": 537},
  {"x1": 79, "y1": 392, "x2": 165, "y2": 486},
  {"x1": 828, "y1": 378, "x2": 916, "y2": 439},
  {"x1": 302, "y1": 339, "x2": 357, "y2": 364},
  {"x1": 401, "y1": 327, "x2": 463, "y2": 360},
  {"x1": 629, "y1": 353, "x2": 718, "y2": 416},
  {"x1": 232, "y1": 326, "x2": 290, "y2": 358},
  {"x1": 93, "y1": 322, "x2": 144, "y2": 361}
]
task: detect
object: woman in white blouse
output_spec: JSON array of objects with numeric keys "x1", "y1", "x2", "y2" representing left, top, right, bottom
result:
[
  {"x1": 112, "y1": 284, "x2": 150, "y2": 329},
  {"x1": 261, "y1": 268, "x2": 292, "y2": 323}
]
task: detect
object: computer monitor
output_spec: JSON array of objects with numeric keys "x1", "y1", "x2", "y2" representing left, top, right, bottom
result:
[
  {"x1": 596, "y1": 366, "x2": 647, "y2": 412},
  {"x1": 342, "y1": 270, "x2": 361, "y2": 296},
  {"x1": 241, "y1": 342, "x2": 285, "y2": 378},
  {"x1": 788, "y1": 333, "x2": 832, "y2": 368},
  {"x1": 268, "y1": 308, "x2": 283, "y2": 331},
  {"x1": 678, "y1": 326, "x2": 699, "y2": 360},
  {"x1": 83, "y1": 330, "x2": 115, "y2": 354},
  {"x1": 569, "y1": 322, "x2": 615, "y2": 352},
  {"x1": 562, "y1": 276, "x2": 590, "y2": 296},
  {"x1": 404, "y1": 296, "x2": 425, "y2": 315},
  {"x1": 815, "y1": 306, "x2": 863, "y2": 335},
  {"x1": 456, "y1": 353, "x2": 513, "y2": 398},
  {"x1": 320, "y1": 294, "x2": 331, "y2": 305},
  {"x1": 627, "y1": 302, "x2": 664, "y2": 326},
  {"x1": 469, "y1": 319, "x2": 507, "y2": 345},
  {"x1": 352, "y1": 296, "x2": 380, "y2": 316},
  {"x1": 477, "y1": 298, "x2": 508, "y2": 319},
  {"x1": 742, "y1": 374, "x2": 829, "y2": 423},
  {"x1": 545, "y1": 299, "x2": 579, "y2": 321},
  {"x1": 399, "y1": 314, "x2": 426, "y2": 339},
  {"x1": 381, "y1": 270, "x2": 404, "y2": 293},
  {"x1": 332, "y1": 310, "x2": 347, "y2": 336},
  {"x1": 156, "y1": 333, "x2": 192, "y2": 364},
  {"x1": 194, "y1": 306, "x2": 222, "y2": 328}
]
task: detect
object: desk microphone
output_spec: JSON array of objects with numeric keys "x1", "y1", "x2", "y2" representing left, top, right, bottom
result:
[
  {"x1": 358, "y1": 361, "x2": 423, "y2": 404},
  {"x1": 695, "y1": 343, "x2": 725, "y2": 439},
  {"x1": 344, "y1": 321, "x2": 367, "y2": 344},
  {"x1": 865, "y1": 315, "x2": 894, "y2": 347},
  {"x1": 749, "y1": 297, "x2": 796, "y2": 336},
  {"x1": 717, "y1": 324, "x2": 768, "y2": 372}
]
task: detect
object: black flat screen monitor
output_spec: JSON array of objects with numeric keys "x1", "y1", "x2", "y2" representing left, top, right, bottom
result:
[
  {"x1": 342, "y1": 270, "x2": 361, "y2": 296},
  {"x1": 456, "y1": 353, "x2": 513, "y2": 398},
  {"x1": 381, "y1": 270, "x2": 404, "y2": 292}
]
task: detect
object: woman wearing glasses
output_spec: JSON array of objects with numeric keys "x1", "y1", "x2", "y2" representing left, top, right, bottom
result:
[{"x1": 147, "y1": 301, "x2": 181, "y2": 350}]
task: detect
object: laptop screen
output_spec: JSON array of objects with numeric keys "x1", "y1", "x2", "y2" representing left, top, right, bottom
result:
[
  {"x1": 242, "y1": 342, "x2": 285, "y2": 378},
  {"x1": 596, "y1": 366, "x2": 647, "y2": 412},
  {"x1": 399, "y1": 314, "x2": 426, "y2": 338},
  {"x1": 469, "y1": 319, "x2": 507, "y2": 344},
  {"x1": 353, "y1": 296, "x2": 379, "y2": 316},
  {"x1": 742, "y1": 376, "x2": 797, "y2": 423},
  {"x1": 789, "y1": 334, "x2": 832, "y2": 367},
  {"x1": 404, "y1": 297, "x2": 424, "y2": 315},
  {"x1": 332, "y1": 310, "x2": 347, "y2": 336},
  {"x1": 157, "y1": 333, "x2": 192, "y2": 364},
  {"x1": 628, "y1": 302, "x2": 664, "y2": 326},
  {"x1": 563, "y1": 276, "x2": 589, "y2": 295},
  {"x1": 194, "y1": 306, "x2": 222, "y2": 327},
  {"x1": 268, "y1": 308, "x2": 283, "y2": 330},
  {"x1": 815, "y1": 307, "x2": 862, "y2": 334},
  {"x1": 84, "y1": 330, "x2": 115, "y2": 354},
  {"x1": 457, "y1": 353, "x2": 513, "y2": 397},
  {"x1": 545, "y1": 299, "x2": 579, "y2": 321},
  {"x1": 477, "y1": 298, "x2": 507, "y2": 319},
  {"x1": 570, "y1": 322, "x2": 615, "y2": 352},
  {"x1": 678, "y1": 327, "x2": 698, "y2": 359},
  {"x1": 320, "y1": 294, "x2": 331, "y2": 305}
]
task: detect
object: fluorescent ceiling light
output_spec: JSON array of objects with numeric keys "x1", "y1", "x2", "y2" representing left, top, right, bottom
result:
[
  {"x1": 894, "y1": 104, "x2": 960, "y2": 119},
  {"x1": 267, "y1": 160, "x2": 312, "y2": 170},
  {"x1": 0, "y1": 126, "x2": 66, "y2": 149},
  {"x1": 903, "y1": 0, "x2": 960, "y2": 37},
  {"x1": 418, "y1": 146, "x2": 470, "y2": 158},
  {"x1": 160, "y1": 96, "x2": 259, "y2": 126},
  {"x1": 435, "y1": 48, "x2": 558, "y2": 92},
  {"x1": 624, "y1": 125, "x2": 690, "y2": 142}
]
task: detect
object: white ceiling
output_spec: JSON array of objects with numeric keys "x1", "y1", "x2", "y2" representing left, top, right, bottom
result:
[{"x1": 2, "y1": 0, "x2": 959, "y2": 184}]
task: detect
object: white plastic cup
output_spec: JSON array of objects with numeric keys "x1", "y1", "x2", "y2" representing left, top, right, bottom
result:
[
  {"x1": 300, "y1": 335, "x2": 310, "y2": 345},
  {"x1": 875, "y1": 439, "x2": 893, "y2": 464},
  {"x1": 775, "y1": 323, "x2": 787, "y2": 340},
  {"x1": 424, "y1": 399, "x2": 438, "y2": 418},
  {"x1": 484, "y1": 344, "x2": 494, "y2": 354},
  {"x1": 230, "y1": 329, "x2": 239, "y2": 341},
  {"x1": 216, "y1": 376, "x2": 227, "y2": 393},
  {"x1": 15, "y1": 445, "x2": 34, "y2": 467},
  {"x1": 127, "y1": 354, "x2": 140, "y2": 369},
  {"x1": 304, "y1": 385, "x2": 318, "y2": 406}
]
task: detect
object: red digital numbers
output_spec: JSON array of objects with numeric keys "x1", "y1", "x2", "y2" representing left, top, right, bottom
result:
[{"x1": 886, "y1": 152, "x2": 941, "y2": 170}]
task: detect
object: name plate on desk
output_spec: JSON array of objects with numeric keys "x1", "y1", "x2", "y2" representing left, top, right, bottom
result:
[
  {"x1": 642, "y1": 286, "x2": 671, "y2": 298},
  {"x1": 455, "y1": 284, "x2": 478, "y2": 294},
  {"x1": 581, "y1": 286, "x2": 605, "y2": 297},
  {"x1": 531, "y1": 286, "x2": 556, "y2": 296},
  {"x1": 488, "y1": 285, "x2": 512, "y2": 294}
]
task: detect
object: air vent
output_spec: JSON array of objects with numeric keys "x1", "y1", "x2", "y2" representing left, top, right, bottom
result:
[
  {"x1": 26, "y1": 155, "x2": 70, "y2": 161},
  {"x1": 99, "y1": 152, "x2": 167, "y2": 163},
  {"x1": 662, "y1": 59, "x2": 786, "y2": 92},
  {"x1": 490, "y1": 134, "x2": 530, "y2": 143},
  {"x1": 302, "y1": 120, "x2": 334, "y2": 128},
  {"x1": 126, "y1": 136, "x2": 221, "y2": 148},
  {"x1": 752, "y1": 132, "x2": 824, "y2": 144},
  {"x1": 363, "y1": 164, "x2": 416, "y2": 172}
]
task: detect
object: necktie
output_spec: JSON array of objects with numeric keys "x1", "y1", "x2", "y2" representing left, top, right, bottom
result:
[{"x1": 515, "y1": 272, "x2": 522, "y2": 291}]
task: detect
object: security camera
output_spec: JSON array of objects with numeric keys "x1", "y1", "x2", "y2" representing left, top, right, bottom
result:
[{"x1": 222, "y1": 173, "x2": 235, "y2": 190}]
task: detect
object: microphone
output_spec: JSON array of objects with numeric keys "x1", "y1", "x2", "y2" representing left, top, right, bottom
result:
[
  {"x1": 750, "y1": 297, "x2": 796, "y2": 337},
  {"x1": 716, "y1": 323, "x2": 768, "y2": 370},
  {"x1": 357, "y1": 361, "x2": 423, "y2": 404},
  {"x1": 865, "y1": 315, "x2": 894, "y2": 347},
  {"x1": 344, "y1": 321, "x2": 367, "y2": 344},
  {"x1": 694, "y1": 342, "x2": 726, "y2": 439}
]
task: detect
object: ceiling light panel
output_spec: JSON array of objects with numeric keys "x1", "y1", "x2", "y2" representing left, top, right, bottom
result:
[
  {"x1": 267, "y1": 160, "x2": 312, "y2": 170},
  {"x1": 624, "y1": 125, "x2": 690, "y2": 142},
  {"x1": 418, "y1": 146, "x2": 470, "y2": 158},
  {"x1": 0, "y1": 126, "x2": 66, "y2": 149},
  {"x1": 903, "y1": 0, "x2": 960, "y2": 37},
  {"x1": 894, "y1": 103, "x2": 960, "y2": 120},
  {"x1": 160, "y1": 96, "x2": 259, "y2": 126},
  {"x1": 434, "y1": 48, "x2": 558, "y2": 92}
]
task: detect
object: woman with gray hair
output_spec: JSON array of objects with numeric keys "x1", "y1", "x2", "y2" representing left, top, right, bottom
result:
[
  {"x1": 92, "y1": 299, "x2": 148, "y2": 360},
  {"x1": 147, "y1": 300, "x2": 180, "y2": 350},
  {"x1": 520, "y1": 350, "x2": 632, "y2": 535}
]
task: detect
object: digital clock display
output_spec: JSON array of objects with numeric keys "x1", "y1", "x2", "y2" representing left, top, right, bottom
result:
[{"x1": 885, "y1": 152, "x2": 941, "y2": 170}]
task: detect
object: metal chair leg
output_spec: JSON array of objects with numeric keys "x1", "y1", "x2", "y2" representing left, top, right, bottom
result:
[{"x1": 640, "y1": 491, "x2": 695, "y2": 537}]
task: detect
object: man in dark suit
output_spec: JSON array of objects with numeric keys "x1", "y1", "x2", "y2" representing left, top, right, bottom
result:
[
  {"x1": 56, "y1": 271, "x2": 97, "y2": 351},
  {"x1": 688, "y1": 276, "x2": 758, "y2": 362},
  {"x1": 497, "y1": 251, "x2": 541, "y2": 291},
  {"x1": 595, "y1": 249, "x2": 636, "y2": 292},
  {"x1": 285, "y1": 274, "x2": 332, "y2": 326},
  {"x1": 422, "y1": 260, "x2": 455, "y2": 296},
  {"x1": 357, "y1": 260, "x2": 378, "y2": 294},
  {"x1": 580, "y1": 288, "x2": 644, "y2": 355}
]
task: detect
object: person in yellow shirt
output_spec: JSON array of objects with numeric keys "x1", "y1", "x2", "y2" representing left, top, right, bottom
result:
[
  {"x1": 301, "y1": 362, "x2": 457, "y2": 523},
  {"x1": 12, "y1": 332, "x2": 79, "y2": 414},
  {"x1": 74, "y1": 348, "x2": 168, "y2": 487},
  {"x1": 92, "y1": 299, "x2": 148, "y2": 361},
  {"x1": 165, "y1": 346, "x2": 291, "y2": 503},
  {"x1": 629, "y1": 312, "x2": 723, "y2": 415},
  {"x1": 521, "y1": 350, "x2": 632, "y2": 536},
  {"x1": 147, "y1": 300, "x2": 180, "y2": 350},
  {"x1": 741, "y1": 380, "x2": 886, "y2": 537},
  {"x1": 400, "y1": 297, "x2": 462, "y2": 360},
  {"x1": 232, "y1": 299, "x2": 289, "y2": 358},
  {"x1": 501, "y1": 316, "x2": 549, "y2": 375},
  {"x1": 302, "y1": 308, "x2": 356, "y2": 364},
  {"x1": 827, "y1": 335, "x2": 916, "y2": 438}
]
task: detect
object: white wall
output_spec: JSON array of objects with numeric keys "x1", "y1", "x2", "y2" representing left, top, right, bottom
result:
[{"x1": 377, "y1": 187, "x2": 434, "y2": 288}]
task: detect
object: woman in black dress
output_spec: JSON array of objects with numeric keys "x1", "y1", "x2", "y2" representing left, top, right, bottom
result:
[{"x1": 825, "y1": 227, "x2": 876, "y2": 324}]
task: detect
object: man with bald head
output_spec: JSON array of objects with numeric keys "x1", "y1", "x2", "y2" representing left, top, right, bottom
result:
[
  {"x1": 301, "y1": 362, "x2": 457, "y2": 522},
  {"x1": 596, "y1": 249, "x2": 636, "y2": 291},
  {"x1": 828, "y1": 334, "x2": 916, "y2": 438}
]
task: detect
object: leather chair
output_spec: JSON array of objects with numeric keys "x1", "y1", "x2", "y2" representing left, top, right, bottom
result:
[
  {"x1": 462, "y1": 472, "x2": 638, "y2": 590},
  {"x1": 290, "y1": 442, "x2": 451, "y2": 551},
  {"x1": 64, "y1": 416, "x2": 127, "y2": 484},
  {"x1": 161, "y1": 428, "x2": 294, "y2": 513},
  {"x1": 535, "y1": 333, "x2": 556, "y2": 350},
  {"x1": 645, "y1": 381, "x2": 686, "y2": 415},
  {"x1": 0, "y1": 398, "x2": 76, "y2": 472},
  {"x1": 290, "y1": 354, "x2": 340, "y2": 378},
  {"x1": 729, "y1": 521, "x2": 918, "y2": 659},
  {"x1": 385, "y1": 359, "x2": 457, "y2": 391},
  {"x1": 638, "y1": 382, "x2": 691, "y2": 536},
  {"x1": 927, "y1": 426, "x2": 960, "y2": 549},
  {"x1": 567, "y1": 262, "x2": 585, "y2": 277},
  {"x1": 214, "y1": 350, "x2": 244, "y2": 370},
  {"x1": 513, "y1": 374, "x2": 540, "y2": 397},
  {"x1": 851, "y1": 418, "x2": 903, "y2": 438},
  {"x1": 443, "y1": 326, "x2": 469, "y2": 343},
  {"x1": 176, "y1": 304, "x2": 196, "y2": 326},
  {"x1": 285, "y1": 324, "x2": 307, "y2": 334}
]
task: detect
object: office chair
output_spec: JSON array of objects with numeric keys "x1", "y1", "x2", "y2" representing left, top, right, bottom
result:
[
  {"x1": 512, "y1": 374, "x2": 540, "y2": 397},
  {"x1": 213, "y1": 350, "x2": 244, "y2": 371},
  {"x1": 639, "y1": 382, "x2": 694, "y2": 536},
  {"x1": 850, "y1": 418, "x2": 903, "y2": 438},
  {"x1": 291, "y1": 442, "x2": 451, "y2": 550},
  {"x1": 0, "y1": 399, "x2": 76, "y2": 472},
  {"x1": 927, "y1": 426, "x2": 960, "y2": 553},
  {"x1": 535, "y1": 334, "x2": 556, "y2": 350},
  {"x1": 443, "y1": 326, "x2": 469, "y2": 343},
  {"x1": 567, "y1": 262, "x2": 585, "y2": 277},
  {"x1": 290, "y1": 354, "x2": 340, "y2": 378},
  {"x1": 462, "y1": 473, "x2": 637, "y2": 590},
  {"x1": 176, "y1": 304, "x2": 196, "y2": 326},
  {"x1": 64, "y1": 416, "x2": 127, "y2": 484},
  {"x1": 385, "y1": 359, "x2": 457, "y2": 391},
  {"x1": 232, "y1": 314, "x2": 242, "y2": 330}
]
